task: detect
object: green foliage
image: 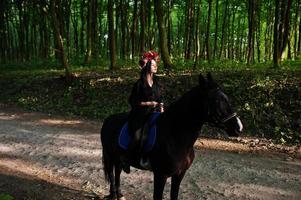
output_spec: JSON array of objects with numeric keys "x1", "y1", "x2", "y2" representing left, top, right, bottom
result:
[
  {"x1": 0, "y1": 194, "x2": 14, "y2": 200},
  {"x1": 0, "y1": 63, "x2": 300, "y2": 144}
]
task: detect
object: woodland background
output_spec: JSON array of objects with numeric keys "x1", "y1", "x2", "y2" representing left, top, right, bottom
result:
[{"x1": 0, "y1": 0, "x2": 300, "y2": 144}]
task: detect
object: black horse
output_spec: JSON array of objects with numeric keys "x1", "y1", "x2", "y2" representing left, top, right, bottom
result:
[{"x1": 100, "y1": 73, "x2": 243, "y2": 200}]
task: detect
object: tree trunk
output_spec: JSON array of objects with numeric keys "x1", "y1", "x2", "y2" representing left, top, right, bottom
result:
[
  {"x1": 80, "y1": 0, "x2": 86, "y2": 54},
  {"x1": 71, "y1": 1, "x2": 79, "y2": 57},
  {"x1": 184, "y1": 0, "x2": 194, "y2": 60},
  {"x1": 247, "y1": 0, "x2": 256, "y2": 65},
  {"x1": 0, "y1": 1, "x2": 7, "y2": 63},
  {"x1": 256, "y1": 0, "x2": 261, "y2": 63},
  {"x1": 205, "y1": 0, "x2": 212, "y2": 62},
  {"x1": 194, "y1": 0, "x2": 201, "y2": 69},
  {"x1": 239, "y1": 15, "x2": 246, "y2": 62},
  {"x1": 273, "y1": 0, "x2": 292, "y2": 66},
  {"x1": 293, "y1": 0, "x2": 300, "y2": 59},
  {"x1": 264, "y1": 0, "x2": 272, "y2": 62},
  {"x1": 167, "y1": 0, "x2": 172, "y2": 54},
  {"x1": 298, "y1": 6, "x2": 301, "y2": 56},
  {"x1": 50, "y1": 0, "x2": 70, "y2": 79},
  {"x1": 91, "y1": 0, "x2": 98, "y2": 59},
  {"x1": 213, "y1": 0, "x2": 219, "y2": 59},
  {"x1": 16, "y1": 0, "x2": 26, "y2": 61},
  {"x1": 140, "y1": 0, "x2": 146, "y2": 54},
  {"x1": 226, "y1": 9, "x2": 231, "y2": 59},
  {"x1": 219, "y1": 0, "x2": 228, "y2": 59},
  {"x1": 108, "y1": 0, "x2": 116, "y2": 69},
  {"x1": 231, "y1": 8, "x2": 235, "y2": 60},
  {"x1": 280, "y1": 0, "x2": 292, "y2": 55},
  {"x1": 131, "y1": 0, "x2": 138, "y2": 61},
  {"x1": 154, "y1": 0, "x2": 172, "y2": 69},
  {"x1": 85, "y1": 0, "x2": 93, "y2": 64},
  {"x1": 288, "y1": 33, "x2": 292, "y2": 59},
  {"x1": 98, "y1": 0, "x2": 104, "y2": 57},
  {"x1": 147, "y1": 0, "x2": 152, "y2": 50},
  {"x1": 273, "y1": 0, "x2": 280, "y2": 67}
]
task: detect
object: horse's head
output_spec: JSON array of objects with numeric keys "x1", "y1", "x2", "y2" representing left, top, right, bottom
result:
[{"x1": 199, "y1": 73, "x2": 243, "y2": 137}]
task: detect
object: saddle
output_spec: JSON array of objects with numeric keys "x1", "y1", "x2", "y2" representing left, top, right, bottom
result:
[{"x1": 119, "y1": 112, "x2": 160, "y2": 153}]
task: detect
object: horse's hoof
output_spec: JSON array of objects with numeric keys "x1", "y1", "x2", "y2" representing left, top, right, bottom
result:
[
  {"x1": 117, "y1": 193, "x2": 126, "y2": 200},
  {"x1": 103, "y1": 194, "x2": 116, "y2": 200}
]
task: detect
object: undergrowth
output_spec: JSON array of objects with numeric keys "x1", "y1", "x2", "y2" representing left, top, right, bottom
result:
[{"x1": 0, "y1": 62, "x2": 300, "y2": 144}]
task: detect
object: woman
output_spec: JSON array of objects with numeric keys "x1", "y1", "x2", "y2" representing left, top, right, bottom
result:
[{"x1": 122, "y1": 52, "x2": 164, "y2": 173}]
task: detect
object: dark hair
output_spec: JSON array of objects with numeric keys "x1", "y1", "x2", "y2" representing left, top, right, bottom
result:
[
  {"x1": 138, "y1": 59, "x2": 145, "y2": 68},
  {"x1": 140, "y1": 60, "x2": 152, "y2": 87}
]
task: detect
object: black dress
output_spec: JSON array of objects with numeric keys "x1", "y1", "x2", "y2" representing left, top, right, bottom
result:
[{"x1": 128, "y1": 75, "x2": 163, "y2": 135}]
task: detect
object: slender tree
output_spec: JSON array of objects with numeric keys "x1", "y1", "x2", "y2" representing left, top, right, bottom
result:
[
  {"x1": 273, "y1": 0, "x2": 293, "y2": 67},
  {"x1": 256, "y1": 0, "x2": 261, "y2": 63},
  {"x1": 131, "y1": 0, "x2": 138, "y2": 60},
  {"x1": 247, "y1": 0, "x2": 256, "y2": 64},
  {"x1": 85, "y1": 0, "x2": 93, "y2": 64},
  {"x1": 140, "y1": 0, "x2": 146, "y2": 54},
  {"x1": 298, "y1": 4, "x2": 301, "y2": 56},
  {"x1": 205, "y1": 0, "x2": 212, "y2": 61},
  {"x1": 108, "y1": 0, "x2": 116, "y2": 69},
  {"x1": 50, "y1": 0, "x2": 70, "y2": 79},
  {"x1": 213, "y1": 0, "x2": 219, "y2": 59},
  {"x1": 154, "y1": 0, "x2": 172, "y2": 69},
  {"x1": 219, "y1": 0, "x2": 229, "y2": 59},
  {"x1": 184, "y1": 0, "x2": 194, "y2": 60},
  {"x1": 194, "y1": 0, "x2": 202, "y2": 69},
  {"x1": 273, "y1": 0, "x2": 280, "y2": 67}
]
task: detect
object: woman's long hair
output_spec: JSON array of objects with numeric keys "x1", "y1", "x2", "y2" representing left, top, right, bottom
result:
[
  {"x1": 139, "y1": 60, "x2": 162, "y2": 100},
  {"x1": 140, "y1": 60, "x2": 152, "y2": 88}
]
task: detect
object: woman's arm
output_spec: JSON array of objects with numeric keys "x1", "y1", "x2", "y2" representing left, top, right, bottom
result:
[
  {"x1": 140, "y1": 101, "x2": 159, "y2": 107},
  {"x1": 129, "y1": 81, "x2": 159, "y2": 108}
]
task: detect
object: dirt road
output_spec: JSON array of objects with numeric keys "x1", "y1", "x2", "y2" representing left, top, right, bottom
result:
[{"x1": 0, "y1": 105, "x2": 300, "y2": 200}]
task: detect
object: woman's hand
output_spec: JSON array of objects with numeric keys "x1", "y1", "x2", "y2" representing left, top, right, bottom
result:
[{"x1": 159, "y1": 103, "x2": 164, "y2": 113}]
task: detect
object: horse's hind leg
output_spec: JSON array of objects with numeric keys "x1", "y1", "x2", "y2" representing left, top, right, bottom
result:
[
  {"x1": 115, "y1": 166, "x2": 126, "y2": 200},
  {"x1": 104, "y1": 165, "x2": 117, "y2": 200},
  {"x1": 153, "y1": 173, "x2": 167, "y2": 200},
  {"x1": 170, "y1": 171, "x2": 186, "y2": 200}
]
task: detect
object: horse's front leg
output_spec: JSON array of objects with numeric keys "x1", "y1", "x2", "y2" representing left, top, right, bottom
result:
[
  {"x1": 115, "y1": 165, "x2": 125, "y2": 200},
  {"x1": 170, "y1": 171, "x2": 186, "y2": 200},
  {"x1": 153, "y1": 173, "x2": 167, "y2": 200}
]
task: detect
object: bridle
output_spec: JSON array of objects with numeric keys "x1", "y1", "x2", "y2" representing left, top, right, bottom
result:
[
  {"x1": 209, "y1": 110, "x2": 237, "y2": 125},
  {"x1": 221, "y1": 112, "x2": 237, "y2": 123},
  {"x1": 207, "y1": 89, "x2": 237, "y2": 125}
]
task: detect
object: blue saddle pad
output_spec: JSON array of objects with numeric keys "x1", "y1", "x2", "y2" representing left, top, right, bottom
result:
[{"x1": 119, "y1": 112, "x2": 160, "y2": 153}]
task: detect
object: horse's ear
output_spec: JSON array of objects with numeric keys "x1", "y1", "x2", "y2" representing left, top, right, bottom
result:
[
  {"x1": 207, "y1": 72, "x2": 213, "y2": 82},
  {"x1": 199, "y1": 73, "x2": 207, "y2": 89}
]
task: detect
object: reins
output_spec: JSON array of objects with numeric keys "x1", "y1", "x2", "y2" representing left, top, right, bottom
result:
[{"x1": 221, "y1": 112, "x2": 237, "y2": 123}]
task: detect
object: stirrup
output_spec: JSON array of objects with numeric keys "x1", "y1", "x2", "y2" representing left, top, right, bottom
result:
[
  {"x1": 121, "y1": 161, "x2": 131, "y2": 174},
  {"x1": 140, "y1": 157, "x2": 152, "y2": 170}
]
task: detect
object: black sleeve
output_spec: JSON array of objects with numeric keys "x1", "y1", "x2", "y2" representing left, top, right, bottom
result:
[{"x1": 128, "y1": 81, "x2": 141, "y2": 108}]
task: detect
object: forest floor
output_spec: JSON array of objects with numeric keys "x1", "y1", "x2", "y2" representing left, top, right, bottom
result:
[{"x1": 0, "y1": 104, "x2": 300, "y2": 200}]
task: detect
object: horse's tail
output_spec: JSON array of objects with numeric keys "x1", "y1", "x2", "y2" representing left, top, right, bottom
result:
[
  {"x1": 101, "y1": 118, "x2": 112, "y2": 182},
  {"x1": 102, "y1": 147, "x2": 111, "y2": 182}
]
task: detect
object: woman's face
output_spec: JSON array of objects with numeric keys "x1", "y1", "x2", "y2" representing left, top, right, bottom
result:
[{"x1": 150, "y1": 60, "x2": 158, "y2": 73}]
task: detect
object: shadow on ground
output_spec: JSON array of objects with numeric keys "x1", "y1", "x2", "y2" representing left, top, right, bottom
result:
[{"x1": 0, "y1": 170, "x2": 101, "y2": 200}]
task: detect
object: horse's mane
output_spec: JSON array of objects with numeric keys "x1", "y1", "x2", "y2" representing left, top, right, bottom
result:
[
  {"x1": 165, "y1": 86, "x2": 201, "y2": 114},
  {"x1": 159, "y1": 86, "x2": 206, "y2": 136}
]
